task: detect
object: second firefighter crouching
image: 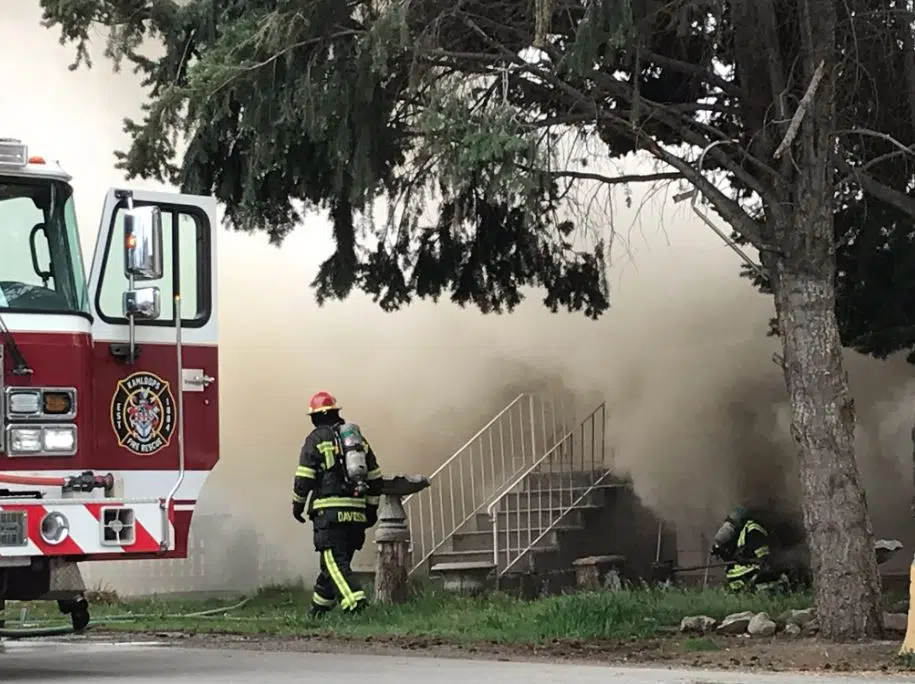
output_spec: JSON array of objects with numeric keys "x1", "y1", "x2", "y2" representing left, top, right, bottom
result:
[
  {"x1": 710, "y1": 506, "x2": 791, "y2": 593},
  {"x1": 291, "y1": 391, "x2": 383, "y2": 616}
]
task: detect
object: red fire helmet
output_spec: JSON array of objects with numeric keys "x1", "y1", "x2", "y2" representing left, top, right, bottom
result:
[{"x1": 307, "y1": 391, "x2": 340, "y2": 415}]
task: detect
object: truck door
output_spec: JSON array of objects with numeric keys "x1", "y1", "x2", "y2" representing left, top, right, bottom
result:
[{"x1": 86, "y1": 188, "x2": 219, "y2": 509}]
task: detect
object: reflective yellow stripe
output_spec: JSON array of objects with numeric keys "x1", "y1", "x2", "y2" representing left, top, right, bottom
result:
[
  {"x1": 726, "y1": 563, "x2": 759, "y2": 579},
  {"x1": 317, "y1": 440, "x2": 337, "y2": 469},
  {"x1": 312, "y1": 497, "x2": 367, "y2": 510},
  {"x1": 312, "y1": 592, "x2": 335, "y2": 607},
  {"x1": 737, "y1": 520, "x2": 767, "y2": 549},
  {"x1": 296, "y1": 466, "x2": 316, "y2": 479},
  {"x1": 322, "y1": 549, "x2": 365, "y2": 610},
  {"x1": 366, "y1": 468, "x2": 382, "y2": 480},
  {"x1": 292, "y1": 493, "x2": 307, "y2": 503},
  {"x1": 365, "y1": 495, "x2": 380, "y2": 505},
  {"x1": 754, "y1": 545, "x2": 770, "y2": 558},
  {"x1": 745, "y1": 521, "x2": 765, "y2": 535}
]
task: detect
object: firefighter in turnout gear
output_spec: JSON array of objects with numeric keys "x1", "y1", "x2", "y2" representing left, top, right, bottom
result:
[
  {"x1": 292, "y1": 391, "x2": 383, "y2": 616},
  {"x1": 710, "y1": 506, "x2": 790, "y2": 593}
]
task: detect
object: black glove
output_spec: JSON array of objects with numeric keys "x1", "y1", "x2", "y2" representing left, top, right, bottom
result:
[
  {"x1": 292, "y1": 500, "x2": 307, "y2": 523},
  {"x1": 366, "y1": 505, "x2": 378, "y2": 528}
]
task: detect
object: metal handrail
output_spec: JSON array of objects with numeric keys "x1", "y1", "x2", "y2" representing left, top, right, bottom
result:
[
  {"x1": 493, "y1": 469, "x2": 613, "y2": 578},
  {"x1": 404, "y1": 393, "x2": 574, "y2": 575},
  {"x1": 485, "y1": 403, "x2": 605, "y2": 520},
  {"x1": 402, "y1": 393, "x2": 528, "y2": 507},
  {"x1": 487, "y1": 402, "x2": 609, "y2": 577}
]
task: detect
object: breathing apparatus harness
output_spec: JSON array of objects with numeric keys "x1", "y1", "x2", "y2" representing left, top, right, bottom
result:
[
  {"x1": 332, "y1": 422, "x2": 370, "y2": 497},
  {"x1": 711, "y1": 506, "x2": 748, "y2": 560}
]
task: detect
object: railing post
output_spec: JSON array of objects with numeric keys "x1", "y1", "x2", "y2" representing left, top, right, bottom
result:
[
  {"x1": 529, "y1": 395, "x2": 537, "y2": 470},
  {"x1": 491, "y1": 509, "x2": 500, "y2": 589}
]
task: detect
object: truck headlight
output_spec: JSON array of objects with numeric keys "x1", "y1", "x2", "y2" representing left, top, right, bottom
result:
[
  {"x1": 40, "y1": 512, "x2": 70, "y2": 545},
  {"x1": 7, "y1": 426, "x2": 77, "y2": 455},
  {"x1": 7, "y1": 390, "x2": 41, "y2": 416}
]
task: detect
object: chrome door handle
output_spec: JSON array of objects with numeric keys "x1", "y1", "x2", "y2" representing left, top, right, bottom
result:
[{"x1": 182, "y1": 369, "x2": 216, "y2": 392}]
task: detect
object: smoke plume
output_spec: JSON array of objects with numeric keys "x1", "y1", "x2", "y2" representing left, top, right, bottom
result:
[{"x1": 3, "y1": 3, "x2": 914, "y2": 593}]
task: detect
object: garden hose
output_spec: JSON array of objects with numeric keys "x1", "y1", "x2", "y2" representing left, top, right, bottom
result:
[{"x1": 0, "y1": 596, "x2": 254, "y2": 640}]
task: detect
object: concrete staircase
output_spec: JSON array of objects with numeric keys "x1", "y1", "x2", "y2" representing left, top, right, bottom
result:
[
  {"x1": 402, "y1": 394, "x2": 676, "y2": 595},
  {"x1": 404, "y1": 393, "x2": 577, "y2": 578},
  {"x1": 429, "y1": 471, "x2": 625, "y2": 591}
]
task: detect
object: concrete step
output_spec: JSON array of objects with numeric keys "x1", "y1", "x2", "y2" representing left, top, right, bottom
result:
[
  {"x1": 476, "y1": 505, "x2": 598, "y2": 529},
  {"x1": 497, "y1": 547, "x2": 566, "y2": 575},
  {"x1": 500, "y1": 487, "x2": 606, "y2": 509},
  {"x1": 523, "y1": 470, "x2": 622, "y2": 489},
  {"x1": 450, "y1": 525, "x2": 579, "y2": 552},
  {"x1": 431, "y1": 542, "x2": 561, "y2": 570},
  {"x1": 429, "y1": 560, "x2": 495, "y2": 574},
  {"x1": 431, "y1": 549, "x2": 499, "y2": 566},
  {"x1": 428, "y1": 560, "x2": 495, "y2": 593}
]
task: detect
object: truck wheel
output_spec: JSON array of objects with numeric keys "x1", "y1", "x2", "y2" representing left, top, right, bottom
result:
[{"x1": 58, "y1": 596, "x2": 90, "y2": 632}]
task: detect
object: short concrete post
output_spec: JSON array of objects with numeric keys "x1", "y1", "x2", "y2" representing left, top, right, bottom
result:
[{"x1": 373, "y1": 475, "x2": 429, "y2": 605}]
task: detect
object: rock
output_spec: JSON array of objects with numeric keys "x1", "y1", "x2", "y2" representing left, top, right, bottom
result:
[
  {"x1": 784, "y1": 623, "x2": 802, "y2": 637},
  {"x1": 875, "y1": 539, "x2": 904, "y2": 565},
  {"x1": 781, "y1": 608, "x2": 816, "y2": 628},
  {"x1": 801, "y1": 618, "x2": 819, "y2": 636},
  {"x1": 716, "y1": 610, "x2": 754, "y2": 635},
  {"x1": 883, "y1": 612, "x2": 909, "y2": 633},
  {"x1": 602, "y1": 569, "x2": 623, "y2": 591},
  {"x1": 748, "y1": 612, "x2": 777, "y2": 637},
  {"x1": 679, "y1": 615, "x2": 718, "y2": 634}
]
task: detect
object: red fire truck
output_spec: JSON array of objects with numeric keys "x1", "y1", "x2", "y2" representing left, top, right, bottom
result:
[{"x1": 0, "y1": 137, "x2": 220, "y2": 631}]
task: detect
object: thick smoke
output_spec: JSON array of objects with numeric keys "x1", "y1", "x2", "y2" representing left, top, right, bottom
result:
[{"x1": 3, "y1": 4, "x2": 914, "y2": 594}]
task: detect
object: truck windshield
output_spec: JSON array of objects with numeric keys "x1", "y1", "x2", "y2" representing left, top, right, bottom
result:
[{"x1": 0, "y1": 177, "x2": 89, "y2": 314}]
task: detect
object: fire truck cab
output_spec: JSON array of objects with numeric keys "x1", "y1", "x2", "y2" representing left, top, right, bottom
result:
[{"x1": 0, "y1": 138, "x2": 220, "y2": 631}]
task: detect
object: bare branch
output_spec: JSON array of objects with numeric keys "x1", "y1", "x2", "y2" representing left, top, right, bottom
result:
[
  {"x1": 773, "y1": 59, "x2": 826, "y2": 160},
  {"x1": 543, "y1": 169, "x2": 683, "y2": 184},
  {"x1": 837, "y1": 158, "x2": 915, "y2": 218},
  {"x1": 836, "y1": 127, "x2": 915, "y2": 159},
  {"x1": 639, "y1": 49, "x2": 744, "y2": 99},
  {"x1": 620, "y1": 130, "x2": 768, "y2": 249}
]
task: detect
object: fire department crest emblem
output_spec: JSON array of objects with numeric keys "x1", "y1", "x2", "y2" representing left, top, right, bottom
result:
[{"x1": 110, "y1": 371, "x2": 176, "y2": 455}]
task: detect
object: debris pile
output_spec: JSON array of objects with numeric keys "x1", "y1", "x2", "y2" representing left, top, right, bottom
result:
[{"x1": 679, "y1": 607, "x2": 909, "y2": 637}]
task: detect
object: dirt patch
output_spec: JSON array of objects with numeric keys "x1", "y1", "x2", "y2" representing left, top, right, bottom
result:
[{"x1": 87, "y1": 629, "x2": 912, "y2": 674}]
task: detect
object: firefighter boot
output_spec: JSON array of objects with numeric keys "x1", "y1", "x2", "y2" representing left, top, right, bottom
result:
[
  {"x1": 309, "y1": 604, "x2": 333, "y2": 619},
  {"x1": 309, "y1": 591, "x2": 336, "y2": 619}
]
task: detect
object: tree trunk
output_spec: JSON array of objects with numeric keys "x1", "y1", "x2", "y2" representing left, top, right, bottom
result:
[
  {"x1": 772, "y1": 257, "x2": 883, "y2": 640},
  {"x1": 374, "y1": 540, "x2": 410, "y2": 604},
  {"x1": 761, "y1": 0, "x2": 882, "y2": 642}
]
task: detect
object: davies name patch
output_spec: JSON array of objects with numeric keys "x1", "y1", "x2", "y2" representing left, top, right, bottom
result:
[{"x1": 111, "y1": 371, "x2": 176, "y2": 455}]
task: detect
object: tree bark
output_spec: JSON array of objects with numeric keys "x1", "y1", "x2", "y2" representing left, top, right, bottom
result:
[
  {"x1": 772, "y1": 257, "x2": 883, "y2": 640},
  {"x1": 374, "y1": 540, "x2": 410, "y2": 604}
]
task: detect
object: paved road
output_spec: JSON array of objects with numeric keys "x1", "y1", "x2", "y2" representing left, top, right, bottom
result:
[{"x1": 2, "y1": 639, "x2": 915, "y2": 683}]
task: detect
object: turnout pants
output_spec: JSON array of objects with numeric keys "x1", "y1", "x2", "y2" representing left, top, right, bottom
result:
[
  {"x1": 726, "y1": 562, "x2": 790, "y2": 593},
  {"x1": 311, "y1": 512, "x2": 368, "y2": 613}
]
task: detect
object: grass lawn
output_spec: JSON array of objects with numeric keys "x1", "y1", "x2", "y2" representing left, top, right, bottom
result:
[{"x1": 1, "y1": 584, "x2": 815, "y2": 644}]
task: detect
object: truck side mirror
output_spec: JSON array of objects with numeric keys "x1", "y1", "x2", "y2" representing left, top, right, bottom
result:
[
  {"x1": 123, "y1": 206, "x2": 164, "y2": 281},
  {"x1": 122, "y1": 286, "x2": 161, "y2": 320}
]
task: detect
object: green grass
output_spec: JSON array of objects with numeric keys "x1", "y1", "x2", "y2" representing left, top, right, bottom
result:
[{"x1": 2, "y1": 584, "x2": 813, "y2": 645}]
